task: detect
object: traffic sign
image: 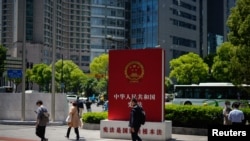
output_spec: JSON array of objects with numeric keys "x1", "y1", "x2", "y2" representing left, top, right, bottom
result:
[{"x1": 7, "y1": 69, "x2": 22, "y2": 78}]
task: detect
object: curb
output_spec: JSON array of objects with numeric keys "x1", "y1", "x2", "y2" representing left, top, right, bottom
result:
[
  {"x1": 0, "y1": 120, "x2": 64, "y2": 126},
  {"x1": 0, "y1": 120, "x2": 207, "y2": 136}
]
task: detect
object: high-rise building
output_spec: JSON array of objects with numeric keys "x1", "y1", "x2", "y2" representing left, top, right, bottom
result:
[
  {"x1": 90, "y1": 0, "x2": 129, "y2": 60},
  {"x1": 1, "y1": 0, "x2": 92, "y2": 72},
  {"x1": 130, "y1": 0, "x2": 236, "y2": 75},
  {"x1": 0, "y1": 0, "x2": 236, "y2": 77},
  {"x1": 0, "y1": 0, "x2": 129, "y2": 73}
]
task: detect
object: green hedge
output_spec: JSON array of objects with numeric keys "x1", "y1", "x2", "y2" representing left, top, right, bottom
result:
[
  {"x1": 165, "y1": 104, "x2": 223, "y2": 128},
  {"x1": 82, "y1": 112, "x2": 108, "y2": 124},
  {"x1": 82, "y1": 105, "x2": 250, "y2": 128}
]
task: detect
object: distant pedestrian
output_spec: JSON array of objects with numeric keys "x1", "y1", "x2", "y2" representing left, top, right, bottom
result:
[
  {"x1": 85, "y1": 98, "x2": 92, "y2": 112},
  {"x1": 223, "y1": 101, "x2": 232, "y2": 125},
  {"x1": 129, "y1": 98, "x2": 142, "y2": 141},
  {"x1": 65, "y1": 101, "x2": 81, "y2": 140},
  {"x1": 35, "y1": 100, "x2": 49, "y2": 141},
  {"x1": 228, "y1": 101, "x2": 244, "y2": 125},
  {"x1": 76, "y1": 96, "x2": 84, "y2": 127},
  {"x1": 76, "y1": 96, "x2": 84, "y2": 117}
]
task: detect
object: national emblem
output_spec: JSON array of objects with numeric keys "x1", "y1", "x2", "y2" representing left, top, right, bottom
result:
[{"x1": 124, "y1": 61, "x2": 144, "y2": 82}]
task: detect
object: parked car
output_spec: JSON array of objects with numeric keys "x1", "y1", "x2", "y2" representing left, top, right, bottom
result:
[
  {"x1": 25, "y1": 90, "x2": 39, "y2": 94},
  {"x1": 66, "y1": 94, "x2": 77, "y2": 103},
  {"x1": 66, "y1": 94, "x2": 87, "y2": 103}
]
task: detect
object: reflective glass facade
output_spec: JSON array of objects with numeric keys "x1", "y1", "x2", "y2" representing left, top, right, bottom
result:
[
  {"x1": 90, "y1": 0, "x2": 128, "y2": 51},
  {"x1": 130, "y1": 0, "x2": 158, "y2": 49}
]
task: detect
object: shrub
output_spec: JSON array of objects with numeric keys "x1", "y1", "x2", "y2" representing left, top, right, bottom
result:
[
  {"x1": 82, "y1": 112, "x2": 108, "y2": 124},
  {"x1": 82, "y1": 105, "x2": 250, "y2": 128},
  {"x1": 165, "y1": 104, "x2": 223, "y2": 128}
]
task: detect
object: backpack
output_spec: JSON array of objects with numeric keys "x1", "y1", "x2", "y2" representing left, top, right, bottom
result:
[
  {"x1": 77, "y1": 101, "x2": 84, "y2": 108},
  {"x1": 42, "y1": 108, "x2": 50, "y2": 123},
  {"x1": 138, "y1": 106, "x2": 146, "y2": 125}
]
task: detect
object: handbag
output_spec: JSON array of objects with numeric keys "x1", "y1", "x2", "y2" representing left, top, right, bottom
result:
[{"x1": 65, "y1": 115, "x2": 72, "y2": 122}]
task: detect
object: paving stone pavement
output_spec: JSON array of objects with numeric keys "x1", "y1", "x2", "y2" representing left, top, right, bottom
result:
[{"x1": 0, "y1": 124, "x2": 207, "y2": 141}]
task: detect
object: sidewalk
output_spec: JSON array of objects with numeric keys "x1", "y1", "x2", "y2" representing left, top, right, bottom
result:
[{"x1": 0, "y1": 123, "x2": 207, "y2": 141}]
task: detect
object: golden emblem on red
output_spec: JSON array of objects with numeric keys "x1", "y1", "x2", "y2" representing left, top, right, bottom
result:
[{"x1": 124, "y1": 61, "x2": 144, "y2": 82}]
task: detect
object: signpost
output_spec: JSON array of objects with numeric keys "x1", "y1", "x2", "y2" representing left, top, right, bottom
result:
[{"x1": 7, "y1": 70, "x2": 22, "y2": 79}]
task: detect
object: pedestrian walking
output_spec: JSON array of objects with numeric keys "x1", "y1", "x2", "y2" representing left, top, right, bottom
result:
[
  {"x1": 228, "y1": 101, "x2": 245, "y2": 125},
  {"x1": 129, "y1": 98, "x2": 142, "y2": 141},
  {"x1": 65, "y1": 101, "x2": 81, "y2": 140},
  {"x1": 222, "y1": 100, "x2": 232, "y2": 125},
  {"x1": 76, "y1": 96, "x2": 84, "y2": 117},
  {"x1": 35, "y1": 100, "x2": 49, "y2": 141},
  {"x1": 85, "y1": 98, "x2": 92, "y2": 112}
]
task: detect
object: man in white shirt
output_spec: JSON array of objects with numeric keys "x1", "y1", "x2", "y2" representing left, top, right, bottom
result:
[{"x1": 228, "y1": 102, "x2": 244, "y2": 125}]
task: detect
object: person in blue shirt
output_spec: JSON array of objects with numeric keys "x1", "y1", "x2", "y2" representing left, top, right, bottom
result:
[{"x1": 228, "y1": 102, "x2": 245, "y2": 125}]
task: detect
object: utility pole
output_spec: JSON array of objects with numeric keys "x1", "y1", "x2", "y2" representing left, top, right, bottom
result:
[
  {"x1": 21, "y1": 0, "x2": 26, "y2": 121},
  {"x1": 51, "y1": 0, "x2": 57, "y2": 122}
]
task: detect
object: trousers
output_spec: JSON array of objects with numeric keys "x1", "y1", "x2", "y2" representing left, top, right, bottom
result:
[
  {"x1": 36, "y1": 125, "x2": 46, "y2": 141},
  {"x1": 66, "y1": 127, "x2": 80, "y2": 140},
  {"x1": 131, "y1": 126, "x2": 142, "y2": 141}
]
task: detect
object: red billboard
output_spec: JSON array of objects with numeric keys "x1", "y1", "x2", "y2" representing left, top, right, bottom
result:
[{"x1": 108, "y1": 48, "x2": 165, "y2": 122}]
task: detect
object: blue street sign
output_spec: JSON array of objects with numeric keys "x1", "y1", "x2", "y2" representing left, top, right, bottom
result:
[{"x1": 7, "y1": 69, "x2": 22, "y2": 78}]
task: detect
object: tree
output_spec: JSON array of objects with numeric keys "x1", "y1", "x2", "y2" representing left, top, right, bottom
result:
[
  {"x1": 90, "y1": 54, "x2": 108, "y2": 78},
  {"x1": 211, "y1": 42, "x2": 236, "y2": 82},
  {"x1": 169, "y1": 52, "x2": 209, "y2": 84},
  {"x1": 55, "y1": 59, "x2": 86, "y2": 93},
  {"x1": 227, "y1": 0, "x2": 250, "y2": 47},
  {"x1": 69, "y1": 69, "x2": 87, "y2": 94},
  {"x1": 165, "y1": 77, "x2": 174, "y2": 93},
  {"x1": 30, "y1": 63, "x2": 51, "y2": 91},
  {"x1": 0, "y1": 45, "x2": 7, "y2": 77},
  {"x1": 226, "y1": 0, "x2": 250, "y2": 84},
  {"x1": 89, "y1": 54, "x2": 109, "y2": 96},
  {"x1": 83, "y1": 77, "x2": 98, "y2": 97},
  {"x1": 203, "y1": 53, "x2": 217, "y2": 82},
  {"x1": 26, "y1": 69, "x2": 33, "y2": 90}
]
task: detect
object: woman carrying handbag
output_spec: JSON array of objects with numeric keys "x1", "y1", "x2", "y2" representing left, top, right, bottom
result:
[{"x1": 65, "y1": 101, "x2": 81, "y2": 140}]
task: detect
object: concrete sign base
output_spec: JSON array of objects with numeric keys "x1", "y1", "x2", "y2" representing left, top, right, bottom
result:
[{"x1": 100, "y1": 120, "x2": 172, "y2": 141}]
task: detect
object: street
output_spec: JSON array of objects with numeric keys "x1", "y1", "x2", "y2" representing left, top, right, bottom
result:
[{"x1": 0, "y1": 101, "x2": 208, "y2": 141}]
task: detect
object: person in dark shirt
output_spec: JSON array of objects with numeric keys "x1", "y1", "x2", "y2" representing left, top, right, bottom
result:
[
  {"x1": 129, "y1": 98, "x2": 142, "y2": 141},
  {"x1": 85, "y1": 98, "x2": 92, "y2": 112}
]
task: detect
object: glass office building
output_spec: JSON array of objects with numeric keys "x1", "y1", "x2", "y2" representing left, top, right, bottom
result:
[
  {"x1": 130, "y1": 0, "x2": 158, "y2": 49},
  {"x1": 90, "y1": 0, "x2": 129, "y2": 59}
]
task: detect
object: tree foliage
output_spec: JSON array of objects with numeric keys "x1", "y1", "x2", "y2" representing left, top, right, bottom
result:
[
  {"x1": 169, "y1": 52, "x2": 209, "y2": 84},
  {"x1": 83, "y1": 77, "x2": 98, "y2": 97},
  {"x1": 211, "y1": 42, "x2": 236, "y2": 82},
  {"x1": 54, "y1": 59, "x2": 86, "y2": 93},
  {"x1": 226, "y1": 0, "x2": 250, "y2": 84},
  {"x1": 0, "y1": 45, "x2": 7, "y2": 76},
  {"x1": 227, "y1": 0, "x2": 250, "y2": 46},
  {"x1": 90, "y1": 53, "x2": 108, "y2": 78},
  {"x1": 165, "y1": 77, "x2": 174, "y2": 93},
  {"x1": 30, "y1": 63, "x2": 51, "y2": 91}
]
